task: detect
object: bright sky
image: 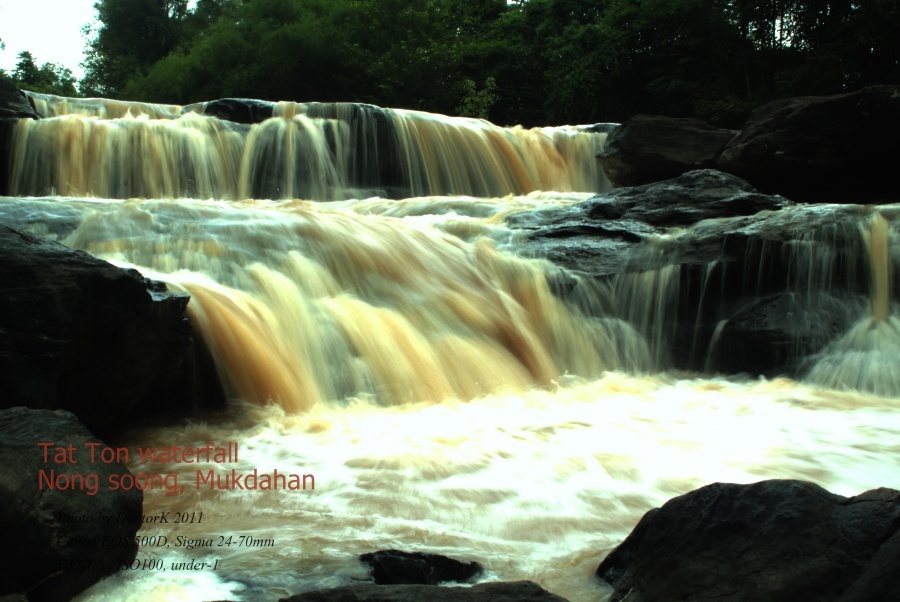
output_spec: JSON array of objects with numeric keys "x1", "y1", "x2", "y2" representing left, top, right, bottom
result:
[{"x1": 0, "y1": 0, "x2": 97, "y2": 79}]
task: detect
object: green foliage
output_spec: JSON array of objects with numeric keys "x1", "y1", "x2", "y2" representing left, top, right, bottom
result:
[
  {"x1": 4, "y1": 51, "x2": 78, "y2": 97},
  {"x1": 77, "y1": 0, "x2": 900, "y2": 126},
  {"x1": 456, "y1": 77, "x2": 498, "y2": 119}
]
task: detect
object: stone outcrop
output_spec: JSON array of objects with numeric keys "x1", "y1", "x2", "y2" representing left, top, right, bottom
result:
[
  {"x1": 597, "y1": 115, "x2": 737, "y2": 188},
  {"x1": 280, "y1": 581, "x2": 568, "y2": 602},
  {"x1": 596, "y1": 480, "x2": 900, "y2": 602},
  {"x1": 0, "y1": 225, "x2": 225, "y2": 434},
  {"x1": 717, "y1": 85, "x2": 900, "y2": 203},
  {"x1": 0, "y1": 407, "x2": 142, "y2": 602},
  {"x1": 595, "y1": 86, "x2": 900, "y2": 204},
  {"x1": 194, "y1": 98, "x2": 276, "y2": 124},
  {"x1": 0, "y1": 78, "x2": 41, "y2": 196},
  {"x1": 510, "y1": 169, "x2": 875, "y2": 375},
  {"x1": 359, "y1": 550, "x2": 483, "y2": 585}
]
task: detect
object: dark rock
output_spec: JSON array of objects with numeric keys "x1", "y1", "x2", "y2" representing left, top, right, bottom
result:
[
  {"x1": 717, "y1": 85, "x2": 900, "y2": 203},
  {"x1": 509, "y1": 170, "x2": 790, "y2": 278},
  {"x1": 0, "y1": 225, "x2": 225, "y2": 434},
  {"x1": 195, "y1": 98, "x2": 276, "y2": 124},
  {"x1": 0, "y1": 78, "x2": 40, "y2": 120},
  {"x1": 1, "y1": 79, "x2": 40, "y2": 196},
  {"x1": 0, "y1": 407, "x2": 141, "y2": 602},
  {"x1": 280, "y1": 581, "x2": 568, "y2": 602},
  {"x1": 708, "y1": 292, "x2": 858, "y2": 376},
  {"x1": 597, "y1": 115, "x2": 737, "y2": 187},
  {"x1": 582, "y1": 123, "x2": 619, "y2": 134},
  {"x1": 840, "y1": 527, "x2": 900, "y2": 602},
  {"x1": 584, "y1": 169, "x2": 788, "y2": 228},
  {"x1": 360, "y1": 550, "x2": 483, "y2": 585},
  {"x1": 596, "y1": 480, "x2": 900, "y2": 602}
]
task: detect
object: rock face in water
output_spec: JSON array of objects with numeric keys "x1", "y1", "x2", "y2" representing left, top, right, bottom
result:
[
  {"x1": 360, "y1": 550, "x2": 483, "y2": 585},
  {"x1": 0, "y1": 225, "x2": 224, "y2": 434},
  {"x1": 597, "y1": 115, "x2": 737, "y2": 187},
  {"x1": 511, "y1": 169, "x2": 877, "y2": 376},
  {"x1": 596, "y1": 480, "x2": 900, "y2": 602},
  {"x1": 281, "y1": 581, "x2": 569, "y2": 602},
  {"x1": 717, "y1": 85, "x2": 900, "y2": 203},
  {"x1": 0, "y1": 407, "x2": 142, "y2": 602},
  {"x1": 196, "y1": 98, "x2": 276, "y2": 124},
  {"x1": 0, "y1": 79, "x2": 40, "y2": 197}
]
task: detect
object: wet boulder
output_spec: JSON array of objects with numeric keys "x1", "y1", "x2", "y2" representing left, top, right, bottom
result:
[
  {"x1": 596, "y1": 480, "x2": 900, "y2": 602},
  {"x1": 195, "y1": 98, "x2": 276, "y2": 124},
  {"x1": 0, "y1": 79, "x2": 40, "y2": 196},
  {"x1": 0, "y1": 407, "x2": 142, "y2": 602},
  {"x1": 597, "y1": 115, "x2": 737, "y2": 187},
  {"x1": 717, "y1": 85, "x2": 900, "y2": 203},
  {"x1": 359, "y1": 550, "x2": 483, "y2": 585},
  {"x1": 0, "y1": 225, "x2": 225, "y2": 434}
]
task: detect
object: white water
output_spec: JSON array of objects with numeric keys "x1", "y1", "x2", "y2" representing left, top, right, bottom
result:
[{"x1": 2, "y1": 194, "x2": 897, "y2": 602}]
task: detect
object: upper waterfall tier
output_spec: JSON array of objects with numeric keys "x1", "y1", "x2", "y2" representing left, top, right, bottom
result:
[{"x1": 8, "y1": 94, "x2": 611, "y2": 201}]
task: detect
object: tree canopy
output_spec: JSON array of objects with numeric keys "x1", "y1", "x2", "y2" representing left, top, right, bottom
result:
[
  {"x1": 0, "y1": 51, "x2": 78, "y2": 97},
  {"x1": 72, "y1": 0, "x2": 900, "y2": 127}
]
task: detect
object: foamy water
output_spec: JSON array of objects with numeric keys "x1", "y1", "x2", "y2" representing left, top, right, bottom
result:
[
  {"x1": 71, "y1": 374, "x2": 900, "y2": 602},
  {"x1": 0, "y1": 193, "x2": 897, "y2": 601}
]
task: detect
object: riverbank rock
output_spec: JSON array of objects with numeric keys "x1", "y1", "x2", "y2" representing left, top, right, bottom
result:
[
  {"x1": 281, "y1": 581, "x2": 568, "y2": 602},
  {"x1": 0, "y1": 79, "x2": 41, "y2": 196},
  {"x1": 596, "y1": 480, "x2": 900, "y2": 602},
  {"x1": 717, "y1": 85, "x2": 900, "y2": 203},
  {"x1": 0, "y1": 78, "x2": 40, "y2": 120},
  {"x1": 0, "y1": 407, "x2": 142, "y2": 602},
  {"x1": 0, "y1": 225, "x2": 225, "y2": 434},
  {"x1": 360, "y1": 550, "x2": 483, "y2": 585},
  {"x1": 597, "y1": 115, "x2": 737, "y2": 187}
]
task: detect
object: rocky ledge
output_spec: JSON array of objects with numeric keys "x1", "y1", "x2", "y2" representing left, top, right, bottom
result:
[
  {"x1": 599, "y1": 85, "x2": 900, "y2": 204},
  {"x1": 0, "y1": 225, "x2": 224, "y2": 434},
  {"x1": 597, "y1": 479, "x2": 900, "y2": 602},
  {"x1": 0, "y1": 407, "x2": 142, "y2": 602}
]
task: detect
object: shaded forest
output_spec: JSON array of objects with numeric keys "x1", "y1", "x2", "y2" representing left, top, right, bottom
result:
[{"x1": 5, "y1": 0, "x2": 900, "y2": 127}]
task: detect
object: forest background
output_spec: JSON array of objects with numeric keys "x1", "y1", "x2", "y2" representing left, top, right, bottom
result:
[{"x1": 1, "y1": 0, "x2": 898, "y2": 128}]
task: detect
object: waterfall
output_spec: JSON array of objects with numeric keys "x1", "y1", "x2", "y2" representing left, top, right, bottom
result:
[
  {"x1": 805, "y1": 212, "x2": 900, "y2": 396},
  {"x1": 9, "y1": 93, "x2": 610, "y2": 201},
  {"x1": 2, "y1": 94, "x2": 899, "y2": 602}
]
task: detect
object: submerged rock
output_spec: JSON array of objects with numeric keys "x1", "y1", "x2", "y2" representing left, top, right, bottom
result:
[
  {"x1": 281, "y1": 581, "x2": 568, "y2": 602},
  {"x1": 596, "y1": 480, "x2": 900, "y2": 602},
  {"x1": 360, "y1": 549, "x2": 483, "y2": 585},
  {"x1": 0, "y1": 407, "x2": 142, "y2": 602},
  {"x1": 0, "y1": 225, "x2": 225, "y2": 434}
]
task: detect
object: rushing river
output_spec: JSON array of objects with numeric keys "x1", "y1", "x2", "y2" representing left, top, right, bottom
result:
[{"x1": 3, "y1": 96, "x2": 899, "y2": 601}]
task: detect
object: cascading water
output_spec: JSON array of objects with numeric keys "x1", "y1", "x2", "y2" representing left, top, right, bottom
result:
[
  {"x1": 805, "y1": 212, "x2": 900, "y2": 396},
  {"x1": 2, "y1": 96, "x2": 899, "y2": 602}
]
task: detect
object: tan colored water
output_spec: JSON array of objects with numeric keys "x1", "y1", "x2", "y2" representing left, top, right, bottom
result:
[
  {"x1": 3, "y1": 98, "x2": 898, "y2": 601},
  {"x1": 1, "y1": 194, "x2": 895, "y2": 602},
  {"x1": 11, "y1": 95, "x2": 608, "y2": 201}
]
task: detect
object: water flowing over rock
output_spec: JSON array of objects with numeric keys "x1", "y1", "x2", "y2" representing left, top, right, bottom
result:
[
  {"x1": 596, "y1": 479, "x2": 900, "y2": 602},
  {"x1": 4, "y1": 91, "x2": 609, "y2": 201},
  {"x1": 0, "y1": 407, "x2": 142, "y2": 602},
  {"x1": 0, "y1": 225, "x2": 224, "y2": 433}
]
